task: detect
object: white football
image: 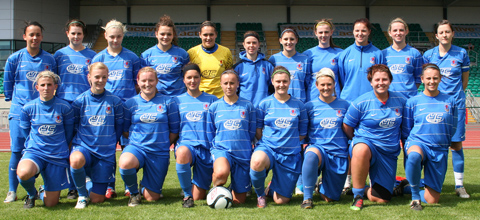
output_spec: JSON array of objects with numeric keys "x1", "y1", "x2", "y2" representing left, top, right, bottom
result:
[{"x1": 206, "y1": 186, "x2": 233, "y2": 209}]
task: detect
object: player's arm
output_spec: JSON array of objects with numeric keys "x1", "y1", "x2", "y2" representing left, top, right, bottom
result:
[
  {"x1": 342, "y1": 123, "x2": 354, "y2": 140},
  {"x1": 462, "y1": 71, "x2": 469, "y2": 91}
]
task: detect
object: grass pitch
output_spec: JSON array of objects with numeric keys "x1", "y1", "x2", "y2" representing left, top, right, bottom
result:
[{"x1": 1, "y1": 150, "x2": 479, "y2": 219}]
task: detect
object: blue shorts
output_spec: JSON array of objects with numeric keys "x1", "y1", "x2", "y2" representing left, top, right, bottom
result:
[
  {"x1": 255, "y1": 145, "x2": 301, "y2": 198},
  {"x1": 211, "y1": 148, "x2": 251, "y2": 193},
  {"x1": 405, "y1": 141, "x2": 448, "y2": 193},
  {"x1": 452, "y1": 96, "x2": 466, "y2": 142},
  {"x1": 123, "y1": 146, "x2": 169, "y2": 194},
  {"x1": 307, "y1": 145, "x2": 348, "y2": 201},
  {"x1": 21, "y1": 152, "x2": 69, "y2": 191},
  {"x1": 9, "y1": 119, "x2": 25, "y2": 153},
  {"x1": 71, "y1": 146, "x2": 115, "y2": 184},
  {"x1": 175, "y1": 144, "x2": 213, "y2": 190},
  {"x1": 349, "y1": 139, "x2": 397, "y2": 194}
]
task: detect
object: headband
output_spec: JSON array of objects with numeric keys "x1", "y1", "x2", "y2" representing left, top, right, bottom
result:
[
  {"x1": 244, "y1": 33, "x2": 259, "y2": 41},
  {"x1": 422, "y1": 64, "x2": 441, "y2": 72},
  {"x1": 315, "y1": 21, "x2": 332, "y2": 30},
  {"x1": 271, "y1": 69, "x2": 291, "y2": 79},
  {"x1": 68, "y1": 21, "x2": 84, "y2": 27},
  {"x1": 281, "y1": 28, "x2": 299, "y2": 39}
]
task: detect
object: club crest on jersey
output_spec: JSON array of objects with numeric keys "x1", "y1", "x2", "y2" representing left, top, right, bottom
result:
[
  {"x1": 172, "y1": 56, "x2": 178, "y2": 63},
  {"x1": 394, "y1": 108, "x2": 401, "y2": 116},
  {"x1": 370, "y1": 57, "x2": 375, "y2": 64},
  {"x1": 204, "y1": 103, "x2": 209, "y2": 110},
  {"x1": 106, "y1": 105, "x2": 112, "y2": 114},
  {"x1": 124, "y1": 61, "x2": 130, "y2": 68},
  {"x1": 55, "y1": 115, "x2": 62, "y2": 123},
  {"x1": 451, "y1": 60, "x2": 457, "y2": 67},
  {"x1": 240, "y1": 110, "x2": 246, "y2": 118},
  {"x1": 157, "y1": 104, "x2": 165, "y2": 113},
  {"x1": 445, "y1": 104, "x2": 449, "y2": 112},
  {"x1": 290, "y1": 109, "x2": 297, "y2": 116},
  {"x1": 331, "y1": 59, "x2": 336, "y2": 66},
  {"x1": 297, "y1": 63, "x2": 302, "y2": 70},
  {"x1": 405, "y1": 56, "x2": 411, "y2": 64},
  {"x1": 262, "y1": 67, "x2": 266, "y2": 74},
  {"x1": 219, "y1": 60, "x2": 223, "y2": 67},
  {"x1": 86, "y1": 59, "x2": 91, "y2": 65},
  {"x1": 43, "y1": 64, "x2": 50, "y2": 70},
  {"x1": 336, "y1": 110, "x2": 343, "y2": 117}
]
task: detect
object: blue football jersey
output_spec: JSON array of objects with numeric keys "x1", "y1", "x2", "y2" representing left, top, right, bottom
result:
[
  {"x1": 269, "y1": 52, "x2": 310, "y2": 103},
  {"x1": 383, "y1": 45, "x2": 423, "y2": 98}
]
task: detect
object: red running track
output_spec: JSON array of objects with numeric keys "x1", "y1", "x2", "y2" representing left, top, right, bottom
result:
[{"x1": 1, "y1": 125, "x2": 479, "y2": 151}]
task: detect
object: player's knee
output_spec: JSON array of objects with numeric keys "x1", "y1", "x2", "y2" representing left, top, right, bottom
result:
[
  {"x1": 43, "y1": 198, "x2": 59, "y2": 207},
  {"x1": 175, "y1": 146, "x2": 191, "y2": 164},
  {"x1": 213, "y1": 170, "x2": 229, "y2": 182},
  {"x1": 16, "y1": 166, "x2": 33, "y2": 180},
  {"x1": 69, "y1": 153, "x2": 85, "y2": 169},
  {"x1": 90, "y1": 196, "x2": 105, "y2": 203},
  {"x1": 118, "y1": 155, "x2": 137, "y2": 169},
  {"x1": 273, "y1": 196, "x2": 290, "y2": 204},
  {"x1": 352, "y1": 145, "x2": 370, "y2": 159}
]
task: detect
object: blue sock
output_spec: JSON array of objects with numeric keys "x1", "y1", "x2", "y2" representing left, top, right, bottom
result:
[
  {"x1": 107, "y1": 160, "x2": 117, "y2": 190},
  {"x1": 352, "y1": 187, "x2": 365, "y2": 198},
  {"x1": 406, "y1": 152, "x2": 422, "y2": 201},
  {"x1": 176, "y1": 163, "x2": 192, "y2": 197},
  {"x1": 451, "y1": 149, "x2": 464, "y2": 173},
  {"x1": 420, "y1": 190, "x2": 427, "y2": 203},
  {"x1": 120, "y1": 168, "x2": 138, "y2": 195},
  {"x1": 302, "y1": 151, "x2": 319, "y2": 200},
  {"x1": 71, "y1": 167, "x2": 88, "y2": 197},
  {"x1": 250, "y1": 169, "x2": 266, "y2": 197},
  {"x1": 86, "y1": 177, "x2": 93, "y2": 195},
  {"x1": 39, "y1": 186, "x2": 45, "y2": 202},
  {"x1": 68, "y1": 169, "x2": 76, "y2": 191},
  {"x1": 8, "y1": 152, "x2": 22, "y2": 192},
  {"x1": 18, "y1": 176, "x2": 36, "y2": 198}
]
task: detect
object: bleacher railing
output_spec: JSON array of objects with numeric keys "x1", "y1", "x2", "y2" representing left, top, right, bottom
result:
[
  {"x1": 468, "y1": 50, "x2": 478, "y2": 66},
  {"x1": 466, "y1": 89, "x2": 480, "y2": 123}
]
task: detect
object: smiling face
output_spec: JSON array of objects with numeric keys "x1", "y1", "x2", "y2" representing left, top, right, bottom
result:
[
  {"x1": 104, "y1": 27, "x2": 124, "y2": 50},
  {"x1": 88, "y1": 68, "x2": 108, "y2": 94},
  {"x1": 138, "y1": 70, "x2": 158, "y2": 97},
  {"x1": 370, "y1": 71, "x2": 391, "y2": 95},
  {"x1": 220, "y1": 73, "x2": 239, "y2": 98},
  {"x1": 183, "y1": 69, "x2": 201, "y2": 92},
  {"x1": 156, "y1": 25, "x2": 174, "y2": 47},
  {"x1": 315, "y1": 24, "x2": 332, "y2": 46},
  {"x1": 421, "y1": 68, "x2": 441, "y2": 93},
  {"x1": 67, "y1": 26, "x2": 84, "y2": 47},
  {"x1": 279, "y1": 31, "x2": 297, "y2": 53},
  {"x1": 23, "y1": 25, "x2": 43, "y2": 50},
  {"x1": 436, "y1": 24, "x2": 454, "y2": 46},
  {"x1": 353, "y1": 22, "x2": 370, "y2": 46},
  {"x1": 200, "y1": 26, "x2": 217, "y2": 48},
  {"x1": 272, "y1": 73, "x2": 291, "y2": 96},
  {"x1": 315, "y1": 76, "x2": 334, "y2": 99},
  {"x1": 35, "y1": 76, "x2": 57, "y2": 101},
  {"x1": 388, "y1": 22, "x2": 408, "y2": 45},
  {"x1": 243, "y1": 36, "x2": 260, "y2": 57}
]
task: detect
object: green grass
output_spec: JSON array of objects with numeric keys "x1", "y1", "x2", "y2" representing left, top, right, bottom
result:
[{"x1": 1, "y1": 150, "x2": 480, "y2": 219}]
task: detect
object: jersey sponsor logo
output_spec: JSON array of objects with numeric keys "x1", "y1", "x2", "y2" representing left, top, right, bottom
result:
[
  {"x1": 224, "y1": 119, "x2": 242, "y2": 130},
  {"x1": 405, "y1": 56, "x2": 411, "y2": 64},
  {"x1": 26, "y1": 71, "x2": 39, "y2": 81},
  {"x1": 124, "y1": 60, "x2": 130, "y2": 68},
  {"x1": 370, "y1": 57, "x2": 375, "y2": 64},
  {"x1": 389, "y1": 64, "x2": 406, "y2": 74},
  {"x1": 379, "y1": 118, "x2": 396, "y2": 128},
  {"x1": 108, "y1": 70, "x2": 124, "y2": 80},
  {"x1": 451, "y1": 60, "x2": 457, "y2": 67},
  {"x1": 156, "y1": 64, "x2": 173, "y2": 74},
  {"x1": 140, "y1": 113, "x2": 158, "y2": 123},
  {"x1": 240, "y1": 110, "x2": 246, "y2": 118},
  {"x1": 275, "y1": 117, "x2": 293, "y2": 128},
  {"x1": 88, "y1": 115, "x2": 107, "y2": 126},
  {"x1": 331, "y1": 58, "x2": 336, "y2": 66},
  {"x1": 201, "y1": 70, "x2": 217, "y2": 79},
  {"x1": 157, "y1": 104, "x2": 165, "y2": 113},
  {"x1": 38, "y1": 125, "x2": 56, "y2": 136},
  {"x1": 445, "y1": 104, "x2": 449, "y2": 112},
  {"x1": 290, "y1": 109, "x2": 297, "y2": 116},
  {"x1": 426, "y1": 113, "x2": 444, "y2": 123},
  {"x1": 394, "y1": 108, "x2": 401, "y2": 116},
  {"x1": 336, "y1": 110, "x2": 343, "y2": 117},
  {"x1": 203, "y1": 103, "x2": 209, "y2": 110},
  {"x1": 106, "y1": 105, "x2": 112, "y2": 114},
  {"x1": 186, "y1": 111, "x2": 203, "y2": 121},
  {"x1": 55, "y1": 115, "x2": 62, "y2": 123},
  {"x1": 320, "y1": 118, "x2": 338, "y2": 129},
  {"x1": 440, "y1": 68, "x2": 452, "y2": 77},
  {"x1": 297, "y1": 63, "x2": 302, "y2": 70},
  {"x1": 66, "y1": 64, "x2": 84, "y2": 74}
]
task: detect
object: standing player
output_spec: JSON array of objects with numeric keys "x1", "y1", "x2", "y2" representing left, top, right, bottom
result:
[
  {"x1": 423, "y1": 20, "x2": 470, "y2": 198},
  {"x1": 269, "y1": 27, "x2": 310, "y2": 103},
  {"x1": 300, "y1": 68, "x2": 349, "y2": 209},
  {"x1": 3, "y1": 21, "x2": 56, "y2": 203},
  {"x1": 303, "y1": 19, "x2": 343, "y2": 101},
  {"x1": 54, "y1": 18, "x2": 97, "y2": 199},
  {"x1": 174, "y1": 63, "x2": 218, "y2": 208},
  {"x1": 343, "y1": 64, "x2": 406, "y2": 211},
  {"x1": 120, "y1": 67, "x2": 180, "y2": 207},
  {"x1": 206, "y1": 70, "x2": 256, "y2": 204},
  {"x1": 250, "y1": 66, "x2": 308, "y2": 208},
  {"x1": 69, "y1": 62, "x2": 125, "y2": 209},
  {"x1": 17, "y1": 71, "x2": 74, "y2": 208},
  {"x1": 141, "y1": 15, "x2": 189, "y2": 96},
  {"x1": 234, "y1": 31, "x2": 274, "y2": 107},
  {"x1": 337, "y1": 18, "x2": 386, "y2": 103},
  {"x1": 92, "y1": 19, "x2": 141, "y2": 198},
  {"x1": 402, "y1": 64, "x2": 458, "y2": 211},
  {"x1": 383, "y1": 18, "x2": 423, "y2": 99},
  {"x1": 188, "y1": 21, "x2": 233, "y2": 98}
]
